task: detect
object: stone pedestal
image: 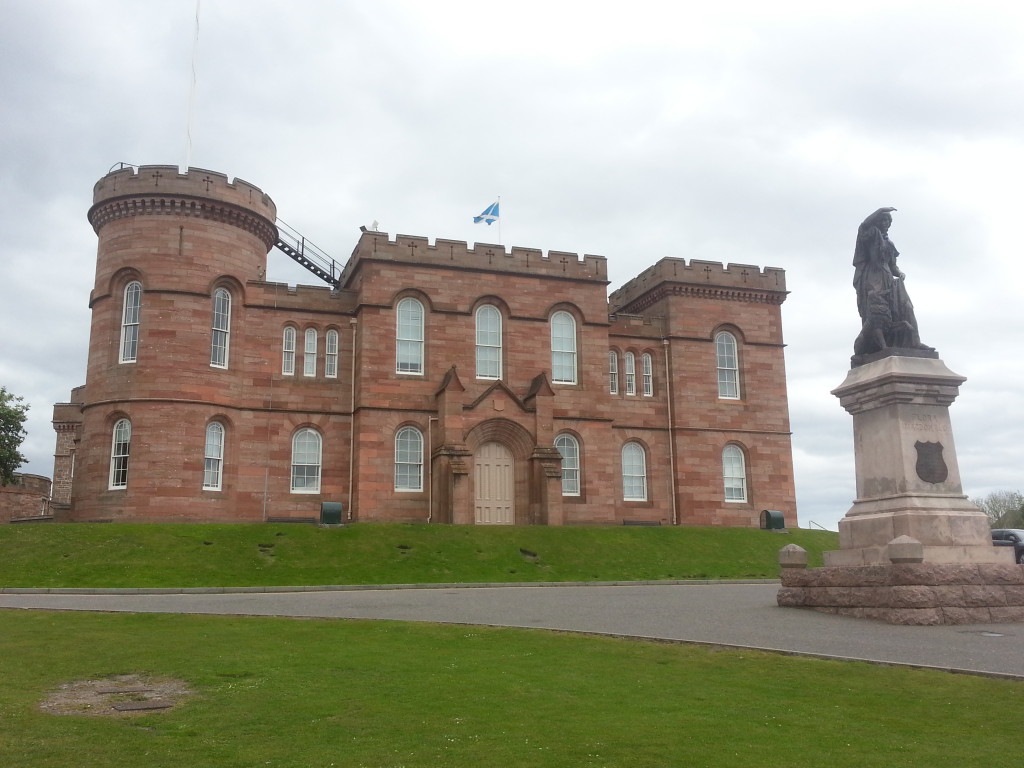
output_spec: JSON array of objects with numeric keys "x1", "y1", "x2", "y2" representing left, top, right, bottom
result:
[
  {"x1": 777, "y1": 353, "x2": 1018, "y2": 625},
  {"x1": 826, "y1": 355, "x2": 1008, "y2": 567}
]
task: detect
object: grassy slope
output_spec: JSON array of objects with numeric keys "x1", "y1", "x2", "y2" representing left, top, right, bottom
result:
[
  {"x1": 2, "y1": 610, "x2": 1019, "y2": 768},
  {"x1": 0, "y1": 523, "x2": 837, "y2": 588}
]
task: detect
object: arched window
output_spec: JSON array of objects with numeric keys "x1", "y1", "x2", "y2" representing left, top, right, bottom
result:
[
  {"x1": 203, "y1": 422, "x2": 225, "y2": 491},
  {"x1": 394, "y1": 426, "x2": 424, "y2": 491},
  {"x1": 291, "y1": 428, "x2": 322, "y2": 493},
  {"x1": 554, "y1": 434, "x2": 580, "y2": 496},
  {"x1": 475, "y1": 305, "x2": 502, "y2": 380},
  {"x1": 211, "y1": 288, "x2": 231, "y2": 368},
  {"x1": 396, "y1": 297, "x2": 424, "y2": 375},
  {"x1": 722, "y1": 444, "x2": 748, "y2": 502},
  {"x1": 303, "y1": 328, "x2": 318, "y2": 377},
  {"x1": 621, "y1": 442, "x2": 647, "y2": 501},
  {"x1": 624, "y1": 352, "x2": 636, "y2": 396},
  {"x1": 715, "y1": 331, "x2": 740, "y2": 399},
  {"x1": 642, "y1": 353, "x2": 654, "y2": 397},
  {"x1": 109, "y1": 418, "x2": 131, "y2": 490},
  {"x1": 550, "y1": 311, "x2": 577, "y2": 384},
  {"x1": 608, "y1": 350, "x2": 619, "y2": 394},
  {"x1": 119, "y1": 281, "x2": 142, "y2": 364},
  {"x1": 282, "y1": 327, "x2": 296, "y2": 375},
  {"x1": 325, "y1": 329, "x2": 339, "y2": 378}
]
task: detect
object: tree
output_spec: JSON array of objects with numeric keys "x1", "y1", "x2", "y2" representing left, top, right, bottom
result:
[
  {"x1": 972, "y1": 490, "x2": 1024, "y2": 529},
  {"x1": 0, "y1": 387, "x2": 29, "y2": 486}
]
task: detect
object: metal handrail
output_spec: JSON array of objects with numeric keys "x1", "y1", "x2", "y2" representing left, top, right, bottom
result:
[{"x1": 274, "y1": 218, "x2": 342, "y2": 287}]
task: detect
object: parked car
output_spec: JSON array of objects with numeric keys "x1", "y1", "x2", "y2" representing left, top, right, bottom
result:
[{"x1": 991, "y1": 529, "x2": 1024, "y2": 564}]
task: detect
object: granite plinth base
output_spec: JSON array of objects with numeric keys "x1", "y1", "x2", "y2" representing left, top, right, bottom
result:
[{"x1": 778, "y1": 563, "x2": 1024, "y2": 625}]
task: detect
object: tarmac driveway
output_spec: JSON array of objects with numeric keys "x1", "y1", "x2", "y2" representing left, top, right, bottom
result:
[{"x1": 3, "y1": 582, "x2": 1023, "y2": 679}]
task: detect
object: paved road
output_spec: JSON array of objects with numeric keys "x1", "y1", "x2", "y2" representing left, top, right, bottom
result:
[{"x1": 3, "y1": 583, "x2": 1023, "y2": 679}]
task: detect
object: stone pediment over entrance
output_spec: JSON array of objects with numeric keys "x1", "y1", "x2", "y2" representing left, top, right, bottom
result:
[{"x1": 466, "y1": 380, "x2": 532, "y2": 414}]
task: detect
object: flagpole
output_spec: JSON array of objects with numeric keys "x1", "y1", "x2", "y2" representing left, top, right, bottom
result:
[
  {"x1": 184, "y1": 0, "x2": 201, "y2": 169},
  {"x1": 497, "y1": 194, "x2": 502, "y2": 246}
]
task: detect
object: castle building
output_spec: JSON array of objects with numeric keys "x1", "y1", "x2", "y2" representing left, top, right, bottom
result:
[{"x1": 51, "y1": 165, "x2": 797, "y2": 526}]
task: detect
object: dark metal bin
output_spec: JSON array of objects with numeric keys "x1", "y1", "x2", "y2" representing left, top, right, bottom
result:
[
  {"x1": 760, "y1": 509, "x2": 785, "y2": 530},
  {"x1": 320, "y1": 502, "x2": 343, "y2": 526}
]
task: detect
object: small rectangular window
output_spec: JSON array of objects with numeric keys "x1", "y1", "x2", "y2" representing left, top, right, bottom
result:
[
  {"x1": 396, "y1": 298, "x2": 425, "y2": 375},
  {"x1": 282, "y1": 328, "x2": 296, "y2": 376},
  {"x1": 120, "y1": 282, "x2": 142, "y2": 364},
  {"x1": 303, "y1": 329, "x2": 317, "y2": 377},
  {"x1": 211, "y1": 289, "x2": 231, "y2": 368},
  {"x1": 108, "y1": 419, "x2": 131, "y2": 490},
  {"x1": 325, "y1": 330, "x2": 339, "y2": 378}
]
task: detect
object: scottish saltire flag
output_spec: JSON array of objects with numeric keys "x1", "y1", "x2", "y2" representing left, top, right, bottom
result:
[{"x1": 473, "y1": 201, "x2": 500, "y2": 225}]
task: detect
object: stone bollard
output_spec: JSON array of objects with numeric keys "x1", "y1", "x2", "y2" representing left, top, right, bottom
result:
[
  {"x1": 886, "y1": 535, "x2": 924, "y2": 564},
  {"x1": 778, "y1": 543, "x2": 808, "y2": 569}
]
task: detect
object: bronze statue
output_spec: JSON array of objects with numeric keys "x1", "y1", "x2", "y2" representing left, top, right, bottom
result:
[{"x1": 852, "y1": 207, "x2": 933, "y2": 357}]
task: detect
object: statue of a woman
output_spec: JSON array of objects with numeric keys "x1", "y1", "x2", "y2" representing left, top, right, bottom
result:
[{"x1": 852, "y1": 207, "x2": 932, "y2": 356}]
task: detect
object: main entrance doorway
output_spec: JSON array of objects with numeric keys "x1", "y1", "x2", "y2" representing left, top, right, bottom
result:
[{"x1": 474, "y1": 441, "x2": 514, "y2": 524}]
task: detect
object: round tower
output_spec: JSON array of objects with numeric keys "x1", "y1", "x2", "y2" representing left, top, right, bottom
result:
[{"x1": 72, "y1": 165, "x2": 278, "y2": 521}]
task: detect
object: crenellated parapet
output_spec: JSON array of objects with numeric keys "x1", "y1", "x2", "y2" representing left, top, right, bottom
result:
[
  {"x1": 88, "y1": 164, "x2": 278, "y2": 248},
  {"x1": 609, "y1": 257, "x2": 788, "y2": 313},
  {"x1": 340, "y1": 231, "x2": 608, "y2": 286}
]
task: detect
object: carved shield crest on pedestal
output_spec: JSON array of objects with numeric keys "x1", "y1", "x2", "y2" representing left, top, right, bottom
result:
[{"x1": 914, "y1": 441, "x2": 948, "y2": 484}]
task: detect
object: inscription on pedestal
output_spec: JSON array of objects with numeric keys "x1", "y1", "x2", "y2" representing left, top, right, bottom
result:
[{"x1": 904, "y1": 414, "x2": 948, "y2": 433}]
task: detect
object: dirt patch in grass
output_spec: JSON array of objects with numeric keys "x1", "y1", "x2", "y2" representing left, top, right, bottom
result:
[{"x1": 39, "y1": 674, "x2": 191, "y2": 717}]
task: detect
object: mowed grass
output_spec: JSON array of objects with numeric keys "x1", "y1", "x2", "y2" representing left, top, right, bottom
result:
[
  {"x1": 1, "y1": 610, "x2": 1019, "y2": 768},
  {"x1": 0, "y1": 523, "x2": 837, "y2": 588}
]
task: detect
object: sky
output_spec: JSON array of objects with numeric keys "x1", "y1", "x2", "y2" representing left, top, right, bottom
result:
[{"x1": 2, "y1": 0, "x2": 1022, "y2": 531}]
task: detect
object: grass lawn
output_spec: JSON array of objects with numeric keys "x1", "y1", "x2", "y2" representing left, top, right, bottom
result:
[
  {"x1": 0, "y1": 523, "x2": 837, "y2": 588},
  {"x1": 1, "y1": 609, "x2": 1020, "y2": 768}
]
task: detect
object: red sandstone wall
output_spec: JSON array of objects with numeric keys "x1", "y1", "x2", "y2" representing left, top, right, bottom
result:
[
  {"x1": 62, "y1": 168, "x2": 797, "y2": 527},
  {"x1": 0, "y1": 474, "x2": 52, "y2": 522}
]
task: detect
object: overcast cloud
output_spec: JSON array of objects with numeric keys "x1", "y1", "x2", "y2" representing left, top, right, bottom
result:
[{"x1": 2, "y1": 1, "x2": 1022, "y2": 530}]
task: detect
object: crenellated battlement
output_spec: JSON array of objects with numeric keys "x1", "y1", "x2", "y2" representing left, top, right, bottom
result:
[
  {"x1": 89, "y1": 164, "x2": 278, "y2": 246},
  {"x1": 609, "y1": 257, "x2": 787, "y2": 312},
  {"x1": 340, "y1": 231, "x2": 608, "y2": 286}
]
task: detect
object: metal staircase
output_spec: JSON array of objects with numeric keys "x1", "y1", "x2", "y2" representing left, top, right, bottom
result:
[{"x1": 273, "y1": 219, "x2": 342, "y2": 288}]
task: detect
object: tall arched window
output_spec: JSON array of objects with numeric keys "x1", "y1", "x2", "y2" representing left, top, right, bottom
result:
[
  {"x1": 291, "y1": 428, "x2": 322, "y2": 493},
  {"x1": 203, "y1": 422, "x2": 225, "y2": 491},
  {"x1": 303, "y1": 328, "x2": 318, "y2": 377},
  {"x1": 394, "y1": 426, "x2": 424, "y2": 491},
  {"x1": 715, "y1": 331, "x2": 740, "y2": 399},
  {"x1": 396, "y1": 297, "x2": 424, "y2": 375},
  {"x1": 554, "y1": 434, "x2": 580, "y2": 496},
  {"x1": 550, "y1": 311, "x2": 577, "y2": 384},
  {"x1": 621, "y1": 442, "x2": 647, "y2": 501},
  {"x1": 109, "y1": 418, "x2": 131, "y2": 490},
  {"x1": 211, "y1": 288, "x2": 232, "y2": 368},
  {"x1": 608, "y1": 351, "x2": 619, "y2": 394},
  {"x1": 325, "y1": 329, "x2": 339, "y2": 378},
  {"x1": 624, "y1": 352, "x2": 636, "y2": 396},
  {"x1": 722, "y1": 444, "x2": 748, "y2": 502},
  {"x1": 641, "y1": 353, "x2": 654, "y2": 397},
  {"x1": 119, "y1": 281, "x2": 142, "y2": 364},
  {"x1": 282, "y1": 327, "x2": 296, "y2": 375},
  {"x1": 475, "y1": 305, "x2": 502, "y2": 380}
]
